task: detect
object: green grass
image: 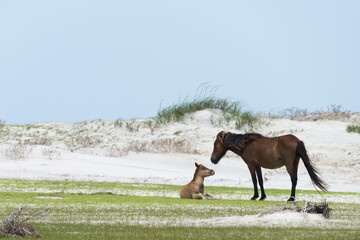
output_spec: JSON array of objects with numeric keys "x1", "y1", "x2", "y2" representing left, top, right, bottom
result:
[
  {"x1": 347, "y1": 124, "x2": 360, "y2": 134},
  {"x1": 32, "y1": 224, "x2": 360, "y2": 240},
  {"x1": 0, "y1": 179, "x2": 359, "y2": 239}
]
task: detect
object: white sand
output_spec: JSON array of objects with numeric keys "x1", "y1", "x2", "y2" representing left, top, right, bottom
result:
[{"x1": 0, "y1": 110, "x2": 359, "y2": 196}]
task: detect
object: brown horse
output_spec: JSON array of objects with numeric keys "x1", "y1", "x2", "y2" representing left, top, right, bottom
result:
[
  {"x1": 180, "y1": 163, "x2": 215, "y2": 199},
  {"x1": 210, "y1": 131, "x2": 328, "y2": 201}
]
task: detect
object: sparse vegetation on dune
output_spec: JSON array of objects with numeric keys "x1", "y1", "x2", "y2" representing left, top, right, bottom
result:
[
  {"x1": 267, "y1": 104, "x2": 354, "y2": 122},
  {"x1": 107, "y1": 138, "x2": 199, "y2": 157},
  {"x1": 155, "y1": 84, "x2": 261, "y2": 131}
]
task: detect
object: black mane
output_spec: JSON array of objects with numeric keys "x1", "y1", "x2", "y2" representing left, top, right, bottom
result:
[{"x1": 224, "y1": 132, "x2": 263, "y2": 145}]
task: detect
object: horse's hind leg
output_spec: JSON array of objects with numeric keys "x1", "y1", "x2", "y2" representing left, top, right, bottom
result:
[
  {"x1": 248, "y1": 166, "x2": 259, "y2": 200},
  {"x1": 286, "y1": 156, "x2": 300, "y2": 202},
  {"x1": 256, "y1": 166, "x2": 266, "y2": 200}
]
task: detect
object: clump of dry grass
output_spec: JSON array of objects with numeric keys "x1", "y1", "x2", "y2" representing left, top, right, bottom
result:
[
  {"x1": 42, "y1": 148, "x2": 61, "y2": 160},
  {"x1": 127, "y1": 138, "x2": 199, "y2": 154},
  {"x1": 5, "y1": 142, "x2": 32, "y2": 159},
  {"x1": 0, "y1": 206, "x2": 49, "y2": 238},
  {"x1": 107, "y1": 138, "x2": 199, "y2": 157},
  {"x1": 273, "y1": 105, "x2": 352, "y2": 122},
  {"x1": 68, "y1": 135, "x2": 102, "y2": 149},
  {"x1": 24, "y1": 138, "x2": 53, "y2": 146}
]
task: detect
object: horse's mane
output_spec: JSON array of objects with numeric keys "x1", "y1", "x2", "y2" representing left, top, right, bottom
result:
[
  {"x1": 224, "y1": 133, "x2": 263, "y2": 144},
  {"x1": 221, "y1": 132, "x2": 263, "y2": 153}
]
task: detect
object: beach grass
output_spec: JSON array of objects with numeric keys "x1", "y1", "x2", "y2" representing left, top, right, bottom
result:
[
  {"x1": 155, "y1": 85, "x2": 260, "y2": 130},
  {"x1": 347, "y1": 124, "x2": 360, "y2": 134}
]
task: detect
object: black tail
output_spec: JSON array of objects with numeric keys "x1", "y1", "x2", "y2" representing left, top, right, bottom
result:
[{"x1": 296, "y1": 141, "x2": 328, "y2": 192}]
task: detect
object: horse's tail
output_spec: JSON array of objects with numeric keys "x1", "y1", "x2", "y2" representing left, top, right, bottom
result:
[{"x1": 296, "y1": 141, "x2": 328, "y2": 192}]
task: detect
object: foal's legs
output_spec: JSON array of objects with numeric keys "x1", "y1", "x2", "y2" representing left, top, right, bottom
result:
[
  {"x1": 191, "y1": 192, "x2": 206, "y2": 199},
  {"x1": 256, "y1": 166, "x2": 266, "y2": 200}
]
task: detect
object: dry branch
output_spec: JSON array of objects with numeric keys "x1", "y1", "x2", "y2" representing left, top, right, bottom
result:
[
  {"x1": 0, "y1": 206, "x2": 50, "y2": 238},
  {"x1": 260, "y1": 199, "x2": 331, "y2": 219}
]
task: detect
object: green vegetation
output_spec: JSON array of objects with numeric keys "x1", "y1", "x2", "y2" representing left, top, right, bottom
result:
[
  {"x1": 114, "y1": 118, "x2": 123, "y2": 128},
  {"x1": 347, "y1": 124, "x2": 360, "y2": 134},
  {"x1": 125, "y1": 119, "x2": 141, "y2": 132},
  {"x1": 0, "y1": 179, "x2": 359, "y2": 239},
  {"x1": 155, "y1": 85, "x2": 260, "y2": 131}
]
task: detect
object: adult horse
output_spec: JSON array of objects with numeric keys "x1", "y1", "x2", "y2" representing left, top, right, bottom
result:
[{"x1": 210, "y1": 131, "x2": 328, "y2": 201}]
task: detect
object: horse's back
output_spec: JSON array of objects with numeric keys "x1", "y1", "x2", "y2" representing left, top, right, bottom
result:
[
  {"x1": 245, "y1": 134, "x2": 300, "y2": 169},
  {"x1": 277, "y1": 134, "x2": 300, "y2": 151}
]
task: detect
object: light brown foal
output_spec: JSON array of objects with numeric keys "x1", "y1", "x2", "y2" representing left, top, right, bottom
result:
[{"x1": 180, "y1": 163, "x2": 215, "y2": 200}]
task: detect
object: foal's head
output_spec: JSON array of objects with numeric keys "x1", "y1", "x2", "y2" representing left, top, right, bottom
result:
[
  {"x1": 210, "y1": 131, "x2": 229, "y2": 164},
  {"x1": 194, "y1": 162, "x2": 215, "y2": 178}
]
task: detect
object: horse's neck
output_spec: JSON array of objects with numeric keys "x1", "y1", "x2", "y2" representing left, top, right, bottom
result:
[
  {"x1": 192, "y1": 174, "x2": 204, "y2": 185},
  {"x1": 227, "y1": 142, "x2": 244, "y2": 156},
  {"x1": 226, "y1": 133, "x2": 249, "y2": 156}
]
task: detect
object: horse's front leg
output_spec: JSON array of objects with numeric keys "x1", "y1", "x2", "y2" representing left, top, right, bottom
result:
[
  {"x1": 191, "y1": 192, "x2": 206, "y2": 200},
  {"x1": 256, "y1": 166, "x2": 267, "y2": 200},
  {"x1": 248, "y1": 166, "x2": 259, "y2": 200},
  {"x1": 204, "y1": 193, "x2": 216, "y2": 200}
]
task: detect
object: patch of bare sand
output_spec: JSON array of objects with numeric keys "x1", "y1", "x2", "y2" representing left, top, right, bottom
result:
[{"x1": 191, "y1": 211, "x2": 348, "y2": 228}]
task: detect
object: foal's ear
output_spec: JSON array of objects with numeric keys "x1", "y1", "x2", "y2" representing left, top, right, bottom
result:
[{"x1": 195, "y1": 162, "x2": 199, "y2": 168}]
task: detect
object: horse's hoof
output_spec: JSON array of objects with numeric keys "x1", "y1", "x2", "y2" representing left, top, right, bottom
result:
[
  {"x1": 287, "y1": 196, "x2": 296, "y2": 202},
  {"x1": 259, "y1": 196, "x2": 267, "y2": 201},
  {"x1": 251, "y1": 196, "x2": 258, "y2": 200}
]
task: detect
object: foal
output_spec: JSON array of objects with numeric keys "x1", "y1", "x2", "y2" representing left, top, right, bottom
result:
[{"x1": 180, "y1": 163, "x2": 215, "y2": 199}]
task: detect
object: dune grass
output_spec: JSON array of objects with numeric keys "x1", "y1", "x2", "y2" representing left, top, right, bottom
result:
[
  {"x1": 0, "y1": 179, "x2": 359, "y2": 239},
  {"x1": 155, "y1": 84, "x2": 261, "y2": 130},
  {"x1": 347, "y1": 124, "x2": 360, "y2": 134}
]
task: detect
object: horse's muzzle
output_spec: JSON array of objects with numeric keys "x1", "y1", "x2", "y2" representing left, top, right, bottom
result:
[
  {"x1": 210, "y1": 154, "x2": 220, "y2": 164},
  {"x1": 211, "y1": 156, "x2": 219, "y2": 164},
  {"x1": 209, "y1": 170, "x2": 215, "y2": 175}
]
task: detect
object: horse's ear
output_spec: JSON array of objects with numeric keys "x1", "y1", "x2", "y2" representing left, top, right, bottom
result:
[
  {"x1": 219, "y1": 131, "x2": 225, "y2": 136},
  {"x1": 217, "y1": 131, "x2": 225, "y2": 140},
  {"x1": 217, "y1": 131, "x2": 228, "y2": 144},
  {"x1": 195, "y1": 162, "x2": 199, "y2": 168}
]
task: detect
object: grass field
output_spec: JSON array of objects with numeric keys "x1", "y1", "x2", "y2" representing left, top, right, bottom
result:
[{"x1": 0, "y1": 179, "x2": 359, "y2": 239}]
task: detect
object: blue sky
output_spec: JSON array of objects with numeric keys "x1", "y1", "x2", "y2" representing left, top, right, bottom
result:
[{"x1": 1, "y1": 1, "x2": 359, "y2": 124}]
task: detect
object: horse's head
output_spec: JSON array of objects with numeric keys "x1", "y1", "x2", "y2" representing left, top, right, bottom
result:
[
  {"x1": 195, "y1": 162, "x2": 215, "y2": 177},
  {"x1": 210, "y1": 131, "x2": 229, "y2": 164}
]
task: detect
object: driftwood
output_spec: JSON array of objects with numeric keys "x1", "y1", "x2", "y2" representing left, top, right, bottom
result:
[
  {"x1": 260, "y1": 199, "x2": 331, "y2": 219},
  {"x1": 0, "y1": 206, "x2": 50, "y2": 238}
]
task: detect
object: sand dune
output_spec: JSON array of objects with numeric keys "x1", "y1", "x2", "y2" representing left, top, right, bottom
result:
[{"x1": 0, "y1": 110, "x2": 359, "y2": 194}]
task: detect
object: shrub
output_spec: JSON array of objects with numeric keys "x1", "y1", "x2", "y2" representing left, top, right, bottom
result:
[
  {"x1": 347, "y1": 124, "x2": 360, "y2": 134},
  {"x1": 5, "y1": 142, "x2": 32, "y2": 159}
]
